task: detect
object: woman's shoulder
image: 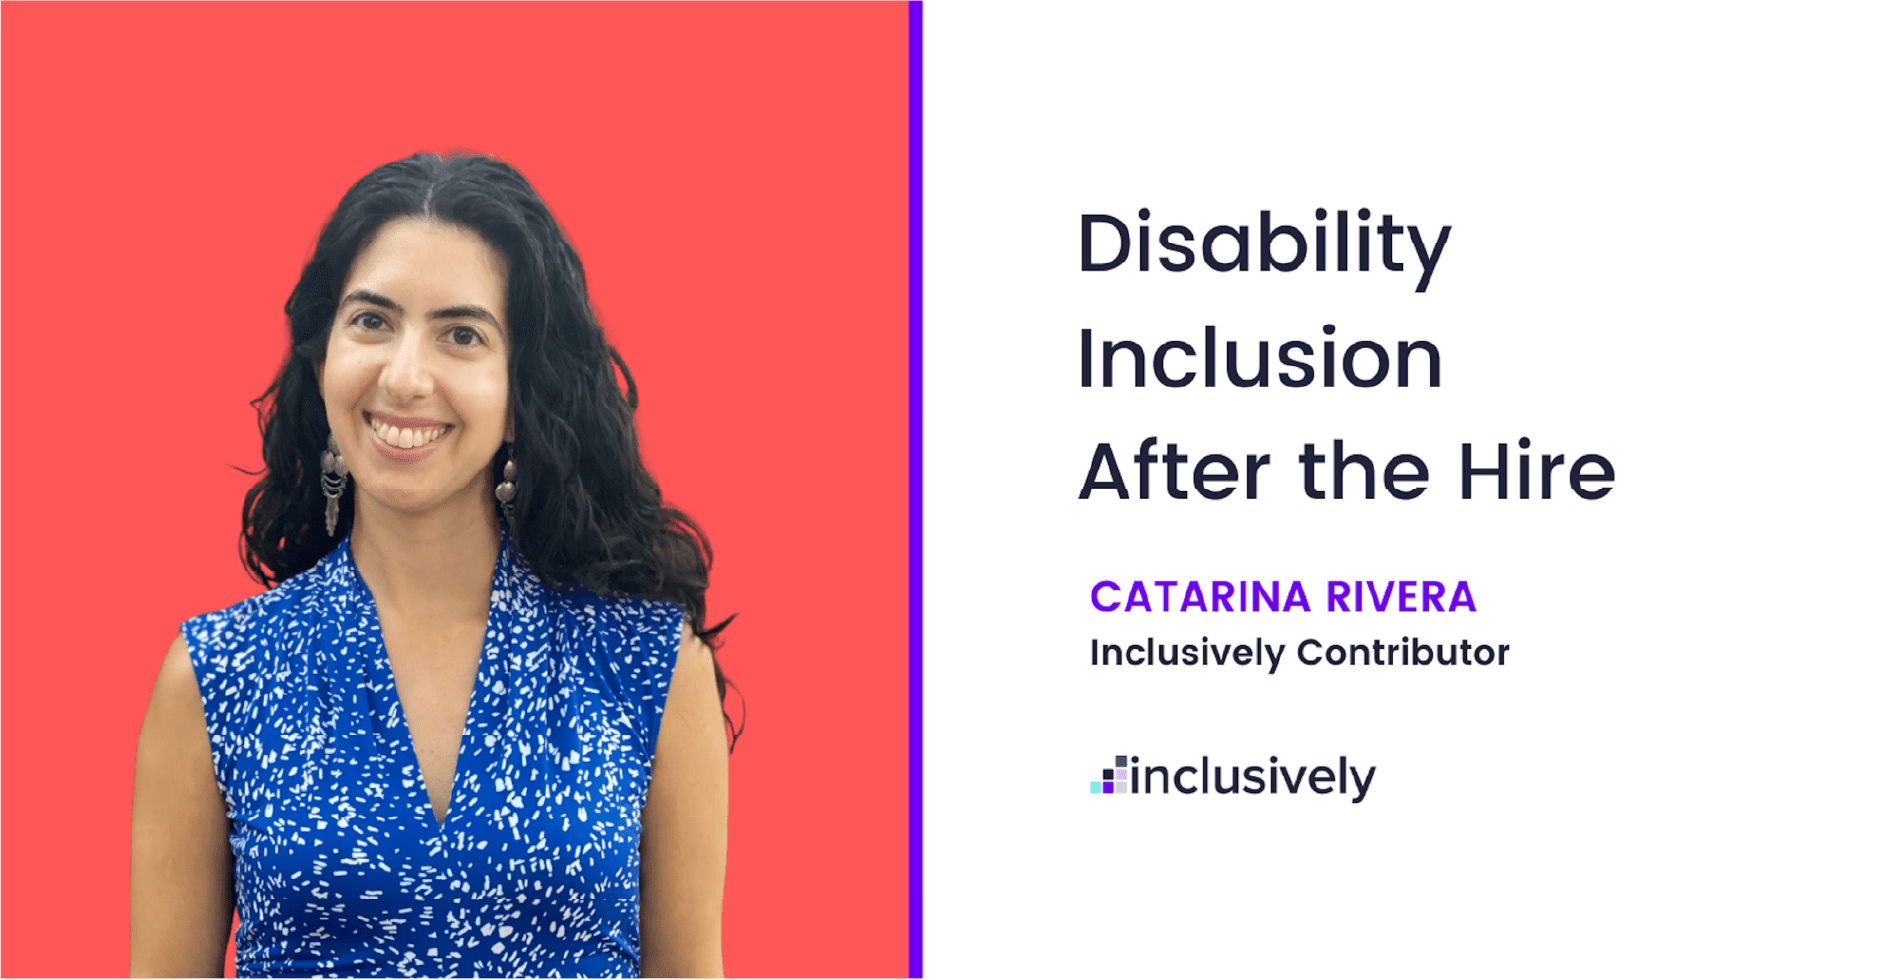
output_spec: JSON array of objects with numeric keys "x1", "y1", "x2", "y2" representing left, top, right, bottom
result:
[
  {"x1": 601, "y1": 592, "x2": 688, "y2": 637},
  {"x1": 524, "y1": 579, "x2": 687, "y2": 684},
  {"x1": 179, "y1": 549, "x2": 349, "y2": 664},
  {"x1": 541, "y1": 586, "x2": 686, "y2": 646},
  {"x1": 558, "y1": 592, "x2": 689, "y2": 735}
]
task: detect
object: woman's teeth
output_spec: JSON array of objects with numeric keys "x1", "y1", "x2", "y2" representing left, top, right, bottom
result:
[{"x1": 370, "y1": 419, "x2": 449, "y2": 449}]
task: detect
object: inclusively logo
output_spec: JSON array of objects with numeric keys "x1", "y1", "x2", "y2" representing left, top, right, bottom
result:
[
  {"x1": 1090, "y1": 756, "x2": 1132, "y2": 795},
  {"x1": 1088, "y1": 753, "x2": 1378, "y2": 802}
]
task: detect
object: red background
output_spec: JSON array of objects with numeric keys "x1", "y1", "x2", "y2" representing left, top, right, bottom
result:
[{"x1": 0, "y1": 3, "x2": 909, "y2": 976}]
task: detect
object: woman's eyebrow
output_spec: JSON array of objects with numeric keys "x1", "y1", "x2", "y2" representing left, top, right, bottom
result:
[
  {"x1": 341, "y1": 290, "x2": 500, "y2": 329},
  {"x1": 341, "y1": 288, "x2": 403, "y2": 313},
  {"x1": 429, "y1": 305, "x2": 501, "y2": 328}
]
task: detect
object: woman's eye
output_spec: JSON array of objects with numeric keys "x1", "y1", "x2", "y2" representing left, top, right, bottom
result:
[
  {"x1": 448, "y1": 326, "x2": 482, "y2": 347},
  {"x1": 351, "y1": 311, "x2": 389, "y2": 331}
]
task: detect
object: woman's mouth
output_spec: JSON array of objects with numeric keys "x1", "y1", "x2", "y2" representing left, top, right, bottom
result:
[{"x1": 364, "y1": 413, "x2": 453, "y2": 457}]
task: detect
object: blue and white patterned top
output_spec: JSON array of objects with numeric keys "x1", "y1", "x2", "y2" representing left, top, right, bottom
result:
[{"x1": 182, "y1": 533, "x2": 685, "y2": 977}]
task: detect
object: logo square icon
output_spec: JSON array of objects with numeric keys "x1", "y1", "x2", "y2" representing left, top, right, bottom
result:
[{"x1": 1091, "y1": 755, "x2": 1132, "y2": 795}]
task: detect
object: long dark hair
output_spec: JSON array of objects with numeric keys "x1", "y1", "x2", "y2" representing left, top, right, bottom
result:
[{"x1": 241, "y1": 152, "x2": 740, "y2": 748}]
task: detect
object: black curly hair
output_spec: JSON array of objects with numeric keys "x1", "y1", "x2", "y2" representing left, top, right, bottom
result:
[{"x1": 240, "y1": 152, "x2": 740, "y2": 748}]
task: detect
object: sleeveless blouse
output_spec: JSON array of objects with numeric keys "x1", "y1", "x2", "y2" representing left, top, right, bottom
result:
[{"x1": 182, "y1": 534, "x2": 685, "y2": 977}]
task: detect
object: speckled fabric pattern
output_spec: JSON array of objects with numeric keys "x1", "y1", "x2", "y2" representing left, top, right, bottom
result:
[{"x1": 182, "y1": 534, "x2": 684, "y2": 977}]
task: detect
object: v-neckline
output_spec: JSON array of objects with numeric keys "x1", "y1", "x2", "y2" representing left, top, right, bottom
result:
[{"x1": 344, "y1": 533, "x2": 510, "y2": 834}]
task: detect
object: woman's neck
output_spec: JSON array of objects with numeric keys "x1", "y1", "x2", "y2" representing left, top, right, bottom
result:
[{"x1": 348, "y1": 487, "x2": 503, "y2": 623}]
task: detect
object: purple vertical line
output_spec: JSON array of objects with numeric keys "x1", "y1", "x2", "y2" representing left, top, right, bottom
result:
[{"x1": 906, "y1": 1, "x2": 924, "y2": 977}]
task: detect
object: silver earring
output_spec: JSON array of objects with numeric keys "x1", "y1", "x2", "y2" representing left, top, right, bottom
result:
[
  {"x1": 321, "y1": 434, "x2": 349, "y2": 537},
  {"x1": 495, "y1": 447, "x2": 518, "y2": 528}
]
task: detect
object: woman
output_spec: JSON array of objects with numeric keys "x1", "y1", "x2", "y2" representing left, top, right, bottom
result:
[{"x1": 130, "y1": 154, "x2": 730, "y2": 978}]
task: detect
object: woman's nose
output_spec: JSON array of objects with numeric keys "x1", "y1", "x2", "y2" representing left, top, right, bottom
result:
[{"x1": 379, "y1": 329, "x2": 435, "y2": 401}]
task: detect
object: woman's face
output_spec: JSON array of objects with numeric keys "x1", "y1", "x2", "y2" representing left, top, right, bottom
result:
[{"x1": 319, "y1": 217, "x2": 511, "y2": 519}]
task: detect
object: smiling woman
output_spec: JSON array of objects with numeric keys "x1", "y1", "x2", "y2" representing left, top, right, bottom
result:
[
  {"x1": 322, "y1": 220, "x2": 514, "y2": 516},
  {"x1": 129, "y1": 154, "x2": 732, "y2": 978}
]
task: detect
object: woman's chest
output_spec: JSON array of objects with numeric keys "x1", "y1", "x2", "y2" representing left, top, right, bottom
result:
[
  {"x1": 231, "y1": 639, "x2": 653, "y2": 861},
  {"x1": 379, "y1": 613, "x2": 489, "y2": 825},
  {"x1": 225, "y1": 669, "x2": 654, "y2": 956}
]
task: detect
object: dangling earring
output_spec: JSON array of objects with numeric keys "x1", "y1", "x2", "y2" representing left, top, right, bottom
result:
[
  {"x1": 495, "y1": 444, "x2": 518, "y2": 529},
  {"x1": 321, "y1": 434, "x2": 349, "y2": 537}
]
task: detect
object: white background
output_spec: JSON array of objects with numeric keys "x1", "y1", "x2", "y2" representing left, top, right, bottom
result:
[{"x1": 924, "y1": 4, "x2": 1896, "y2": 976}]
